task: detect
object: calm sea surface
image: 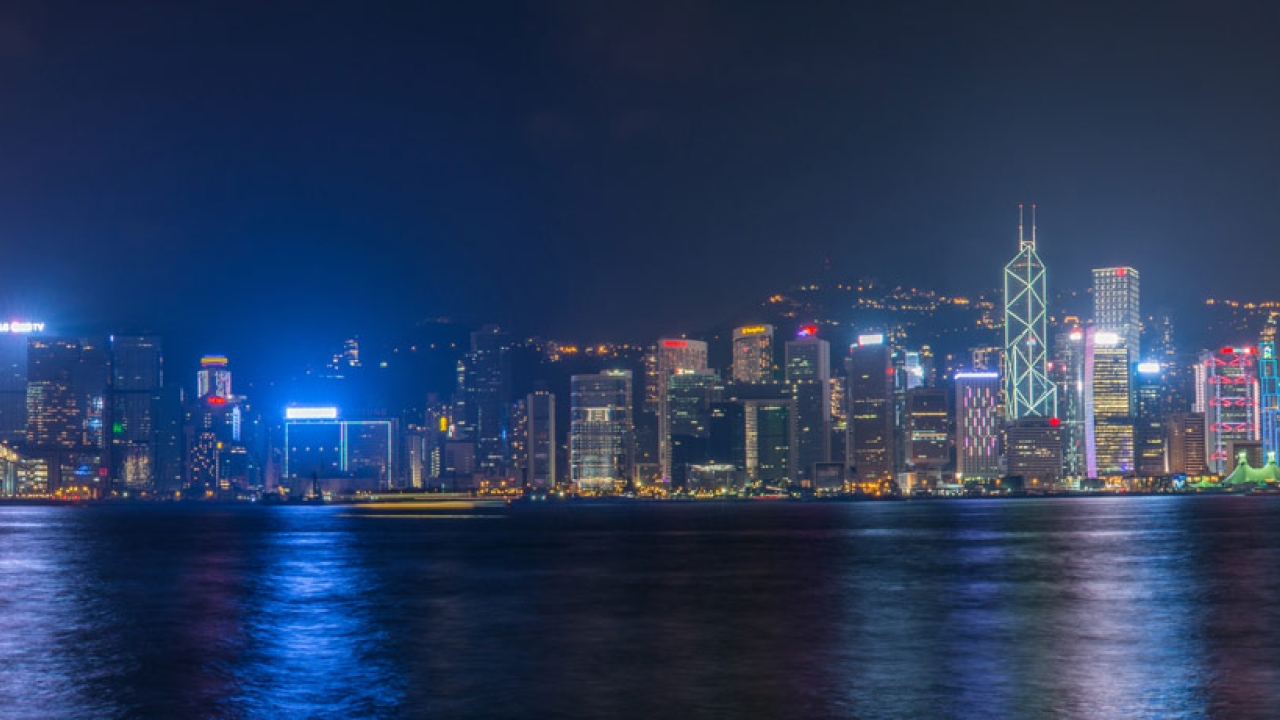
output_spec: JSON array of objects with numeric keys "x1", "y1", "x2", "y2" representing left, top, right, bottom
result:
[{"x1": 1, "y1": 497, "x2": 1278, "y2": 719}]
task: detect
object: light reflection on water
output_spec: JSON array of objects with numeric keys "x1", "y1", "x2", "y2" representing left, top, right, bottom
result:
[{"x1": 0, "y1": 497, "x2": 1277, "y2": 718}]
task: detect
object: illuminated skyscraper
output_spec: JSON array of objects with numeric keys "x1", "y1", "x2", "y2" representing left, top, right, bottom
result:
[
  {"x1": 1167, "y1": 412, "x2": 1208, "y2": 475},
  {"x1": 904, "y1": 387, "x2": 948, "y2": 480},
  {"x1": 786, "y1": 327, "x2": 830, "y2": 481},
  {"x1": 526, "y1": 389, "x2": 556, "y2": 488},
  {"x1": 1003, "y1": 205, "x2": 1055, "y2": 419},
  {"x1": 569, "y1": 370, "x2": 633, "y2": 492},
  {"x1": 455, "y1": 326, "x2": 512, "y2": 475},
  {"x1": 732, "y1": 325, "x2": 774, "y2": 383},
  {"x1": 1054, "y1": 324, "x2": 1087, "y2": 478},
  {"x1": 1262, "y1": 341, "x2": 1278, "y2": 464},
  {"x1": 0, "y1": 330, "x2": 30, "y2": 448},
  {"x1": 1134, "y1": 362, "x2": 1166, "y2": 476},
  {"x1": 955, "y1": 371, "x2": 1002, "y2": 481},
  {"x1": 651, "y1": 338, "x2": 708, "y2": 482},
  {"x1": 846, "y1": 333, "x2": 894, "y2": 481},
  {"x1": 111, "y1": 335, "x2": 163, "y2": 491},
  {"x1": 1085, "y1": 330, "x2": 1134, "y2": 476},
  {"x1": 196, "y1": 355, "x2": 232, "y2": 400},
  {"x1": 1093, "y1": 267, "x2": 1141, "y2": 361},
  {"x1": 1196, "y1": 347, "x2": 1260, "y2": 473}
]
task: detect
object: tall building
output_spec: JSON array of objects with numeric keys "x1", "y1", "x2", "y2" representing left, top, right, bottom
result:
[
  {"x1": 1167, "y1": 412, "x2": 1208, "y2": 475},
  {"x1": 26, "y1": 337, "x2": 107, "y2": 495},
  {"x1": 904, "y1": 387, "x2": 949, "y2": 480},
  {"x1": 1003, "y1": 205, "x2": 1056, "y2": 419},
  {"x1": 1005, "y1": 417, "x2": 1063, "y2": 485},
  {"x1": 456, "y1": 327, "x2": 511, "y2": 475},
  {"x1": 0, "y1": 330, "x2": 30, "y2": 448},
  {"x1": 526, "y1": 390, "x2": 556, "y2": 488},
  {"x1": 846, "y1": 333, "x2": 894, "y2": 481},
  {"x1": 569, "y1": 370, "x2": 633, "y2": 492},
  {"x1": 1085, "y1": 331, "x2": 1134, "y2": 476},
  {"x1": 1134, "y1": 362, "x2": 1166, "y2": 476},
  {"x1": 196, "y1": 355, "x2": 232, "y2": 400},
  {"x1": 1196, "y1": 347, "x2": 1260, "y2": 474},
  {"x1": 1093, "y1": 267, "x2": 1141, "y2": 361},
  {"x1": 955, "y1": 371, "x2": 1002, "y2": 481},
  {"x1": 651, "y1": 338, "x2": 708, "y2": 482},
  {"x1": 786, "y1": 327, "x2": 831, "y2": 481},
  {"x1": 283, "y1": 407, "x2": 397, "y2": 495},
  {"x1": 1261, "y1": 341, "x2": 1279, "y2": 464},
  {"x1": 1054, "y1": 325, "x2": 1087, "y2": 478},
  {"x1": 111, "y1": 335, "x2": 163, "y2": 491},
  {"x1": 667, "y1": 369, "x2": 720, "y2": 487},
  {"x1": 732, "y1": 325, "x2": 774, "y2": 383},
  {"x1": 725, "y1": 382, "x2": 796, "y2": 485}
]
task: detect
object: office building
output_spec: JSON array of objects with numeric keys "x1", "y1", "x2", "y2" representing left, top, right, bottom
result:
[
  {"x1": 786, "y1": 328, "x2": 831, "y2": 481},
  {"x1": 1167, "y1": 412, "x2": 1208, "y2": 475},
  {"x1": 526, "y1": 390, "x2": 556, "y2": 488},
  {"x1": 1134, "y1": 362, "x2": 1166, "y2": 476},
  {"x1": 283, "y1": 407, "x2": 396, "y2": 495},
  {"x1": 1054, "y1": 325, "x2": 1087, "y2": 478},
  {"x1": 1085, "y1": 331, "x2": 1134, "y2": 476},
  {"x1": 1196, "y1": 347, "x2": 1260, "y2": 474},
  {"x1": 904, "y1": 387, "x2": 949, "y2": 481},
  {"x1": 1262, "y1": 341, "x2": 1278, "y2": 464},
  {"x1": 955, "y1": 371, "x2": 1002, "y2": 481},
  {"x1": 846, "y1": 333, "x2": 894, "y2": 481},
  {"x1": 1003, "y1": 205, "x2": 1056, "y2": 419},
  {"x1": 732, "y1": 325, "x2": 774, "y2": 383},
  {"x1": 569, "y1": 370, "x2": 633, "y2": 492},
  {"x1": 1093, "y1": 267, "x2": 1141, "y2": 362},
  {"x1": 650, "y1": 338, "x2": 708, "y2": 482},
  {"x1": 1005, "y1": 417, "x2": 1063, "y2": 485},
  {"x1": 455, "y1": 326, "x2": 511, "y2": 475},
  {"x1": 111, "y1": 335, "x2": 163, "y2": 491}
]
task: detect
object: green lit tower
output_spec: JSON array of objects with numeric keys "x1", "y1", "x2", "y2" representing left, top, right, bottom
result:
[{"x1": 1003, "y1": 204, "x2": 1056, "y2": 419}]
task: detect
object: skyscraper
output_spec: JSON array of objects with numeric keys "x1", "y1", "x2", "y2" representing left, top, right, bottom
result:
[
  {"x1": 1054, "y1": 324, "x2": 1087, "y2": 478},
  {"x1": 1085, "y1": 330, "x2": 1134, "y2": 476},
  {"x1": 846, "y1": 333, "x2": 894, "y2": 481},
  {"x1": 1261, "y1": 341, "x2": 1278, "y2": 464},
  {"x1": 1196, "y1": 347, "x2": 1260, "y2": 473},
  {"x1": 732, "y1": 325, "x2": 774, "y2": 383},
  {"x1": 569, "y1": 370, "x2": 633, "y2": 492},
  {"x1": 651, "y1": 338, "x2": 708, "y2": 482},
  {"x1": 786, "y1": 327, "x2": 831, "y2": 481},
  {"x1": 667, "y1": 369, "x2": 720, "y2": 486},
  {"x1": 904, "y1": 387, "x2": 949, "y2": 481},
  {"x1": 1003, "y1": 205, "x2": 1055, "y2": 419},
  {"x1": 1092, "y1": 267, "x2": 1141, "y2": 362},
  {"x1": 1134, "y1": 362, "x2": 1166, "y2": 476},
  {"x1": 111, "y1": 335, "x2": 163, "y2": 491},
  {"x1": 456, "y1": 326, "x2": 511, "y2": 475},
  {"x1": 526, "y1": 390, "x2": 556, "y2": 488},
  {"x1": 955, "y1": 371, "x2": 1002, "y2": 481}
]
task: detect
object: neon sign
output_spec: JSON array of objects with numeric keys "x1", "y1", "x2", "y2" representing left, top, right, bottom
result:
[
  {"x1": 286, "y1": 406, "x2": 339, "y2": 420},
  {"x1": 0, "y1": 322, "x2": 44, "y2": 333}
]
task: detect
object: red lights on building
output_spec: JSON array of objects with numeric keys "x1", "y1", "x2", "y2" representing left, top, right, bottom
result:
[
  {"x1": 1117, "y1": 268, "x2": 1126, "y2": 276},
  {"x1": 208, "y1": 396, "x2": 227, "y2": 405},
  {"x1": 1049, "y1": 417, "x2": 1061, "y2": 427},
  {"x1": 798, "y1": 325, "x2": 818, "y2": 338}
]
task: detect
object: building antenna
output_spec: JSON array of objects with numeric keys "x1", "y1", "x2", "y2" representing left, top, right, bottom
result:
[
  {"x1": 1031, "y1": 204, "x2": 1037, "y2": 244},
  {"x1": 1018, "y1": 203, "x2": 1024, "y2": 244}
]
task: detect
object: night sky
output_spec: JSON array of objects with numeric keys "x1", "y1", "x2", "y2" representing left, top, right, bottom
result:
[{"x1": 0, "y1": 1, "x2": 1276, "y2": 370}]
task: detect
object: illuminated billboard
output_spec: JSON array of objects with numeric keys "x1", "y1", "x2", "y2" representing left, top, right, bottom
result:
[
  {"x1": 285, "y1": 406, "x2": 340, "y2": 420},
  {"x1": 0, "y1": 322, "x2": 45, "y2": 333}
]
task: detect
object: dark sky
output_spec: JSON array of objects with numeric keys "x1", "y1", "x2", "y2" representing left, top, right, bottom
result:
[{"x1": 0, "y1": 1, "x2": 1276, "y2": 368}]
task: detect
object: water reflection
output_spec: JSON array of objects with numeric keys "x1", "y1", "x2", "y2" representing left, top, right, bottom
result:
[{"x1": 0, "y1": 499, "x2": 1278, "y2": 718}]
